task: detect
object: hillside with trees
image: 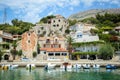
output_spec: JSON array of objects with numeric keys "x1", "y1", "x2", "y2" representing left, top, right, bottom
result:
[
  {"x1": 0, "y1": 19, "x2": 34, "y2": 35},
  {"x1": 81, "y1": 13, "x2": 120, "y2": 52},
  {"x1": 39, "y1": 15, "x2": 55, "y2": 23},
  {"x1": 81, "y1": 13, "x2": 120, "y2": 28}
]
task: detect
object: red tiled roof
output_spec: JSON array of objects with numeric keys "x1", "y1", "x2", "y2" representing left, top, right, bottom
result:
[
  {"x1": 40, "y1": 48, "x2": 68, "y2": 52},
  {"x1": 39, "y1": 37, "x2": 65, "y2": 40}
]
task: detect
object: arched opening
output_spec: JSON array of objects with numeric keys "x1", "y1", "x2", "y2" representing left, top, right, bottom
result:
[
  {"x1": 46, "y1": 39, "x2": 50, "y2": 43},
  {"x1": 4, "y1": 54, "x2": 9, "y2": 60},
  {"x1": 88, "y1": 55, "x2": 96, "y2": 60}
]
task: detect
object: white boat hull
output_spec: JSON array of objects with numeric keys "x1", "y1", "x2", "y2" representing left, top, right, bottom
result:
[
  {"x1": 73, "y1": 64, "x2": 81, "y2": 69},
  {"x1": 44, "y1": 63, "x2": 56, "y2": 70},
  {"x1": 93, "y1": 64, "x2": 100, "y2": 69},
  {"x1": 83, "y1": 64, "x2": 90, "y2": 69}
]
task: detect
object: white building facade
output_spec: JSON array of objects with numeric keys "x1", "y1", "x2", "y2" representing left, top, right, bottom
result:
[{"x1": 70, "y1": 23, "x2": 101, "y2": 59}]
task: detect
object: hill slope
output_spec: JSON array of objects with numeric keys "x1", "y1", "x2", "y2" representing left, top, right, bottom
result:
[{"x1": 69, "y1": 8, "x2": 120, "y2": 20}]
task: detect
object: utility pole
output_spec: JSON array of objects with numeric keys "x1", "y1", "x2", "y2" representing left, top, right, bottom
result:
[{"x1": 3, "y1": 8, "x2": 7, "y2": 24}]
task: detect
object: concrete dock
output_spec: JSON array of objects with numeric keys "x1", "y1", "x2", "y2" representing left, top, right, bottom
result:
[{"x1": 0, "y1": 60, "x2": 120, "y2": 67}]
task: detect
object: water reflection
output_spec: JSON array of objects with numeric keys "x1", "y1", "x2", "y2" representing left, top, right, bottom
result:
[{"x1": 0, "y1": 68, "x2": 120, "y2": 80}]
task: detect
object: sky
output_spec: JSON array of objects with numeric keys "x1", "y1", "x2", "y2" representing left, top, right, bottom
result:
[{"x1": 0, "y1": 0, "x2": 120, "y2": 24}]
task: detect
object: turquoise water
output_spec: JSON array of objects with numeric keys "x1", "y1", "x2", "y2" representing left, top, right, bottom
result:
[{"x1": 0, "y1": 68, "x2": 120, "y2": 80}]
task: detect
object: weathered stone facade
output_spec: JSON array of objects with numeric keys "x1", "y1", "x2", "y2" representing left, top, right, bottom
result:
[
  {"x1": 21, "y1": 31, "x2": 37, "y2": 58},
  {"x1": 33, "y1": 15, "x2": 69, "y2": 37}
]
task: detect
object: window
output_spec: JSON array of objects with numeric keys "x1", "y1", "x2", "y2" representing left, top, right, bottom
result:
[
  {"x1": 57, "y1": 24, "x2": 59, "y2": 27},
  {"x1": 53, "y1": 25, "x2": 56, "y2": 27},
  {"x1": 53, "y1": 20, "x2": 55, "y2": 23},
  {"x1": 55, "y1": 39, "x2": 58, "y2": 43},
  {"x1": 28, "y1": 33, "x2": 30, "y2": 36},
  {"x1": 77, "y1": 34, "x2": 82, "y2": 38},
  {"x1": 46, "y1": 39, "x2": 50, "y2": 43},
  {"x1": 62, "y1": 53, "x2": 67, "y2": 56},
  {"x1": 38, "y1": 30, "x2": 40, "y2": 33},
  {"x1": 44, "y1": 51, "x2": 46, "y2": 54},
  {"x1": 28, "y1": 40, "x2": 30, "y2": 43},
  {"x1": 48, "y1": 53, "x2": 54, "y2": 56},
  {"x1": 53, "y1": 44, "x2": 59, "y2": 48},
  {"x1": 41, "y1": 27, "x2": 44, "y2": 30},
  {"x1": 48, "y1": 21, "x2": 51, "y2": 24},
  {"x1": 77, "y1": 35, "x2": 79, "y2": 38},
  {"x1": 55, "y1": 53, "x2": 60, "y2": 56},
  {"x1": 58, "y1": 19, "x2": 60, "y2": 22}
]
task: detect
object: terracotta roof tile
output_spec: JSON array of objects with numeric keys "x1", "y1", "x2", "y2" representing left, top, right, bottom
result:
[{"x1": 39, "y1": 37, "x2": 65, "y2": 40}]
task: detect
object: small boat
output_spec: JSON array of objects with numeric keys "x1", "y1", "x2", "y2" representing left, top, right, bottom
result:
[
  {"x1": 106, "y1": 64, "x2": 117, "y2": 69},
  {"x1": 1, "y1": 64, "x2": 8, "y2": 70},
  {"x1": 1, "y1": 64, "x2": 19, "y2": 70},
  {"x1": 60, "y1": 62, "x2": 72, "y2": 71},
  {"x1": 82, "y1": 64, "x2": 90, "y2": 69},
  {"x1": 44, "y1": 63, "x2": 56, "y2": 70},
  {"x1": 93, "y1": 64, "x2": 100, "y2": 69},
  {"x1": 26, "y1": 64, "x2": 35, "y2": 70},
  {"x1": 73, "y1": 64, "x2": 81, "y2": 69}
]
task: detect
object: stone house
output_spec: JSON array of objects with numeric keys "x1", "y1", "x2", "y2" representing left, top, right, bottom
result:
[
  {"x1": 38, "y1": 36, "x2": 68, "y2": 60},
  {"x1": 33, "y1": 15, "x2": 69, "y2": 37},
  {"x1": 21, "y1": 30, "x2": 38, "y2": 58}
]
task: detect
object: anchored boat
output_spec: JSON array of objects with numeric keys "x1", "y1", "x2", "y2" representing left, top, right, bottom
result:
[
  {"x1": 73, "y1": 64, "x2": 81, "y2": 69},
  {"x1": 26, "y1": 64, "x2": 35, "y2": 70},
  {"x1": 93, "y1": 64, "x2": 100, "y2": 69},
  {"x1": 60, "y1": 62, "x2": 72, "y2": 71},
  {"x1": 44, "y1": 63, "x2": 56, "y2": 70},
  {"x1": 106, "y1": 64, "x2": 117, "y2": 69},
  {"x1": 82, "y1": 64, "x2": 91, "y2": 69}
]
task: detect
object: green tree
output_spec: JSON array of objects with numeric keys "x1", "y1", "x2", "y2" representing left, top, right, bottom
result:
[
  {"x1": 0, "y1": 50, "x2": 4, "y2": 62},
  {"x1": 99, "y1": 44, "x2": 114, "y2": 60},
  {"x1": 37, "y1": 44, "x2": 40, "y2": 54},
  {"x1": 33, "y1": 51, "x2": 37, "y2": 58},
  {"x1": 11, "y1": 41, "x2": 18, "y2": 60},
  {"x1": 0, "y1": 19, "x2": 34, "y2": 35},
  {"x1": 18, "y1": 50, "x2": 22, "y2": 57},
  {"x1": 98, "y1": 34, "x2": 111, "y2": 42},
  {"x1": 12, "y1": 19, "x2": 20, "y2": 26},
  {"x1": 65, "y1": 29, "x2": 70, "y2": 34},
  {"x1": 68, "y1": 19, "x2": 77, "y2": 26},
  {"x1": 39, "y1": 15, "x2": 55, "y2": 23},
  {"x1": 67, "y1": 36, "x2": 74, "y2": 59}
]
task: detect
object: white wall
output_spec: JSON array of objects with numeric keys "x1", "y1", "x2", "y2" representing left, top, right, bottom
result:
[
  {"x1": 72, "y1": 31, "x2": 99, "y2": 42},
  {"x1": 0, "y1": 37, "x2": 3, "y2": 42}
]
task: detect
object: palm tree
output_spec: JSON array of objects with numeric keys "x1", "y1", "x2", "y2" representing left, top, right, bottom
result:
[
  {"x1": 67, "y1": 36, "x2": 74, "y2": 60},
  {"x1": 11, "y1": 41, "x2": 18, "y2": 60}
]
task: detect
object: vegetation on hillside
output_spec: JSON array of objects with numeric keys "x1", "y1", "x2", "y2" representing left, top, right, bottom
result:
[
  {"x1": 0, "y1": 50, "x2": 4, "y2": 62},
  {"x1": 39, "y1": 15, "x2": 56, "y2": 23},
  {"x1": 0, "y1": 19, "x2": 34, "y2": 35},
  {"x1": 68, "y1": 19, "x2": 77, "y2": 26},
  {"x1": 81, "y1": 13, "x2": 120, "y2": 27},
  {"x1": 80, "y1": 13, "x2": 120, "y2": 51}
]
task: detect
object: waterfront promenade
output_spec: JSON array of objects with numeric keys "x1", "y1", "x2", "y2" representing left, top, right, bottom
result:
[{"x1": 0, "y1": 60, "x2": 120, "y2": 67}]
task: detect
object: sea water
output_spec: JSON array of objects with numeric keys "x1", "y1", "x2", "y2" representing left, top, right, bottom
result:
[{"x1": 0, "y1": 68, "x2": 120, "y2": 80}]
